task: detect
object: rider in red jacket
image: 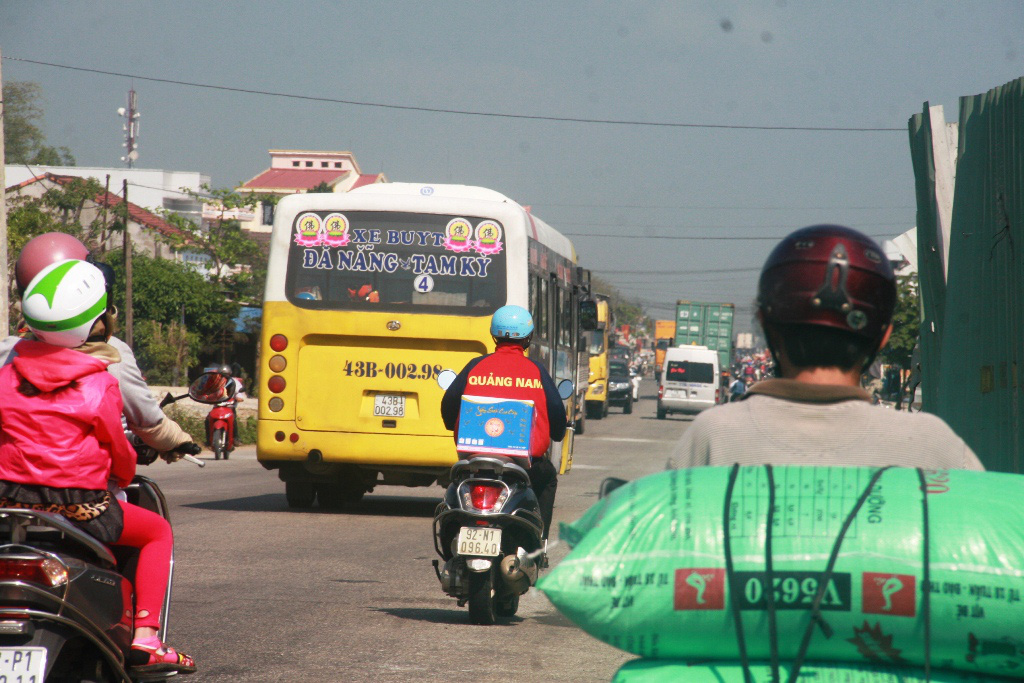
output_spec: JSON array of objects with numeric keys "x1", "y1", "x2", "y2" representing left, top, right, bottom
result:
[{"x1": 441, "y1": 305, "x2": 567, "y2": 537}]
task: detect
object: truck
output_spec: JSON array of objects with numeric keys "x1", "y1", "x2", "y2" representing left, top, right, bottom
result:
[
  {"x1": 653, "y1": 319, "x2": 676, "y2": 374},
  {"x1": 585, "y1": 295, "x2": 612, "y2": 419},
  {"x1": 674, "y1": 301, "x2": 735, "y2": 372}
]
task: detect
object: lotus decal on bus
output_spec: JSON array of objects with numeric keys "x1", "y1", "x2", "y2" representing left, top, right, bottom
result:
[
  {"x1": 442, "y1": 218, "x2": 475, "y2": 253},
  {"x1": 474, "y1": 221, "x2": 503, "y2": 255},
  {"x1": 294, "y1": 212, "x2": 325, "y2": 247}
]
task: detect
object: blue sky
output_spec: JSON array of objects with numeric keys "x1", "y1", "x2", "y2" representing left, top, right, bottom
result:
[{"x1": 2, "y1": 1, "x2": 1022, "y2": 328}]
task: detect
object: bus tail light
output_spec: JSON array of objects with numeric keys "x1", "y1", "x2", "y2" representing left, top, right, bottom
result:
[
  {"x1": 268, "y1": 376, "x2": 286, "y2": 393},
  {"x1": 270, "y1": 334, "x2": 288, "y2": 352}
]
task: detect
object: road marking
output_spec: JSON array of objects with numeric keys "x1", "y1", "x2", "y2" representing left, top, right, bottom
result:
[{"x1": 588, "y1": 437, "x2": 677, "y2": 444}]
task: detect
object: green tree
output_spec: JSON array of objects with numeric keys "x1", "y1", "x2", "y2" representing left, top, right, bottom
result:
[
  {"x1": 2, "y1": 81, "x2": 75, "y2": 165},
  {"x1": 309, "y1": 181, "x2": 333, "y2": 193},
  {"x1": 161, "y1": 184, "x2": 268, "y2": 303},
  {"x1": 101, "y1": 249, "x2": 238, "y2": 339},
  {"x1": 133, "y1": 320, "x2": 200, "y2": 385},
  {"x1": 880, "y1": 274, "x2": 920, "y2": 370},
  {"x1": 590, "y1": 274, "x2": 650, "y2": 334}
]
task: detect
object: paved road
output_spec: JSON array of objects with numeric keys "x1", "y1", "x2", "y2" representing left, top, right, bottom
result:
[{"x1": 143, "y1": 379, "x2": 694, "y2": 681}]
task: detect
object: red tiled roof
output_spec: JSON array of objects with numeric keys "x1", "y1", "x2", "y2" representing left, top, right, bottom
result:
[
  {"x1": 240, "y1": 168, "x2": 348, "y2": 191},
  {"x1": 350, "y1": 173, "x2": 383, "y2": 190},
  {"x1": 7, "y1": 173, "x2": 186, "y2": 240}
]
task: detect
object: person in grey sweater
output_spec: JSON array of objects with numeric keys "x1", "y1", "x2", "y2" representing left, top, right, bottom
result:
[{"x1": 669, "y1": 225, "x2": 983, "y2": 472}]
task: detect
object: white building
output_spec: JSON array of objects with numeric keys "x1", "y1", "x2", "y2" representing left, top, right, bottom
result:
[{"x1": 4, "y1": 165, "x2": 210, "y2": 224}]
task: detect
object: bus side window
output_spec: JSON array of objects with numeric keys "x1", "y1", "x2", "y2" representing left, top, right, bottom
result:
[
  {"x1": 559, "y1": 286, "x2": 572, "y2": 347},
  {"x1": 539, "y1": 277, "x2": 549, "y2": 341}
]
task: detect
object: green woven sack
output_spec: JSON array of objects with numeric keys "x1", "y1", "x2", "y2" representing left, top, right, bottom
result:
[
  {"x1": 611, "y1": 659, "x2": 1004, "y2": 682},
  {"x1": 538, "y1": 466, "x2": 1024, "y2": 679}
]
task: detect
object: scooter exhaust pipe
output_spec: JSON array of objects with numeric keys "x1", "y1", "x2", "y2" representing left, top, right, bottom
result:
[{"x1": 499, "y1": 548, "x2": 541, "y2": 594}]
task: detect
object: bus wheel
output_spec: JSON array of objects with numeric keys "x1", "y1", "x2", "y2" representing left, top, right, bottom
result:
[
  {"x1": 575, "y1": 411, "x2": 585, "y2": 435},
  {"x1": 318, "y1": 482, "x2": 365, "y2": 510},
  {"x1": 586, "y1": 402, "x2": 603, "y2": 420},
  {"x1": 285, "y1": 481, "x2": 316, "y2": 509}
]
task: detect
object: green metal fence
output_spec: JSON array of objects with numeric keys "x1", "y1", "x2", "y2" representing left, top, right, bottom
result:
[{"x1": 909, "y1": 77, "x2": 1024, "y2": 472}]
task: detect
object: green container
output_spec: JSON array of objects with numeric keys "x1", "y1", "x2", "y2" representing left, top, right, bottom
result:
[
  {"x1": 673, "y1": 301, "x2": 735, "y2": 369},
  {"x1": 540, "y1": 466, "x2": 1024, "y2": 679}
]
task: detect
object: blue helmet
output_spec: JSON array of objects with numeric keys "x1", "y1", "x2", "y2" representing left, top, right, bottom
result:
[{"x1": 490, "y1": 305, "x2": 534, "y2": 341}]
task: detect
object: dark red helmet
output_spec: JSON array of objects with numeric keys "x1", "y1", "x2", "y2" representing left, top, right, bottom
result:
[
  {"x1": 15, "y1": 232, "x2": 89, "y2": 291},
  {"x1": 757, "y1": 225, "x2": 896, "y2": 343}
]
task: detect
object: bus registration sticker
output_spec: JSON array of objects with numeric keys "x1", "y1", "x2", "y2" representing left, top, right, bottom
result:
[{"x1": 374, "y1": 394, "x2": 405, "y2": 417}]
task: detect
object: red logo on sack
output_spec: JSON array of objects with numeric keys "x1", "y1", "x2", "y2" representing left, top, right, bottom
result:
[
  {"x1": 674, "y1": 568, "x2": 725, "y2": 610},
  {"x1": 862, "y1": 573, "x2": 916, "y2": 617}
]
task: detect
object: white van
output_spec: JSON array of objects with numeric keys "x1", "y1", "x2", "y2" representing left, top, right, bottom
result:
[{"x1": 657, "y1": 345, "x2": 720, "y2": 418}]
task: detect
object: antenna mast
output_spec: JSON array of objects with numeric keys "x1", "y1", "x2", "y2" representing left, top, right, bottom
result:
[{"x1": 118, "y1": 88, "x2": 140, "y2": 168}]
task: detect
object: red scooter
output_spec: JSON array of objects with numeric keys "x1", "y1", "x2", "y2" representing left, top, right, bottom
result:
[{"x1": 206, "y1": 398, "x2": 239, "y2": 460}]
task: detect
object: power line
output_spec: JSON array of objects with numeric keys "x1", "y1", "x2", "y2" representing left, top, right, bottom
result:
[
  {"x1": 568, "y1": 232, "x2": 891, "y2": 241},
  {"x1": 538, "y1": 202, "x2": 915, "y2": 210},
  {"x1": 4, "y1": 55, "x2": 906, "y2": 133},
  {"x1": 560, "y1": 220, "x2": 902, "y2": 229}
]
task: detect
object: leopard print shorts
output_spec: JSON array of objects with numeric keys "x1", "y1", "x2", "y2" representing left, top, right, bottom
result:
[{"x1": 0, "y1": 491, "x2": 111, "y2": 521}]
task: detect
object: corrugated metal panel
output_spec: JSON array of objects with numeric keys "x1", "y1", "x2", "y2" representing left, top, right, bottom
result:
[{"x1": 917, "y1": 77, "x2": 1024, "y2": 472}]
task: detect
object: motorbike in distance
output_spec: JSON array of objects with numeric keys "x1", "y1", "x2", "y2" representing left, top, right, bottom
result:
[
  {"x1": 431, "y1": 369, "x2": 573, "y2": 625},
  {"x1": 205, "y1": 393, "x2": 240, "y2": 461},
  {"x1": 0, "y1": 371, "x2": 232, "y2": 682}
]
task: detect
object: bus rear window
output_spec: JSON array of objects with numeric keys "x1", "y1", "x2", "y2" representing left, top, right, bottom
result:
[
  {"x1": 285, "y1": 211, "x2": 506, "y2": 314},
  {"x1": 665, "y1": 360, "x2": 714, "y2": 384}
]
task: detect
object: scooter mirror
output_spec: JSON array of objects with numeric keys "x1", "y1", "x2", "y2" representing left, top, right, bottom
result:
[
  {"x1": 188, "y1": 371, "x2": 238, "y2": 405},
  {"x1": 557, "y1": 379, "x2": 574, "y2": 400},
  {"x1": 436, "y1": 369, "x2": 458, "y2": 391}
]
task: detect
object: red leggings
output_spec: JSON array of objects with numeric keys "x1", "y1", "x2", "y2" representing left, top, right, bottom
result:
[{"x1": 112, "y1": 501, "x2": 173, "y2": 630}]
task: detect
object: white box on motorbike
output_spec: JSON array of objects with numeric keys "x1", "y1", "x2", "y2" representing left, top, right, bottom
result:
[{"x1": 456, "y1": 396, "x2": 534, "y2": 458}]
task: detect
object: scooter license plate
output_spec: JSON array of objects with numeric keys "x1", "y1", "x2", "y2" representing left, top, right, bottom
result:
[
  {"x1": 0, "y1": 647, "x2": 46, "y2": 679},
  {"x1": 456, "y1": 526, "x2": 502, "y2": 556}
]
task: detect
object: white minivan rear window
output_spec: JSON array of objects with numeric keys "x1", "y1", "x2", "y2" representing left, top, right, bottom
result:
[{"x1": 666, "y1": 360, "x2": 714, "y2": 384}]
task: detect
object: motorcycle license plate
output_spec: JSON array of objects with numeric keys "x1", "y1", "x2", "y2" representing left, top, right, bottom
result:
[
  {"x1": 456, "y1": 526, "x2": 502, "y2": 556},
  {"x1": 373, "y1": 394, "x2": 405, "y2": 417},
  {"x1": 0, "y1": 647, "x2": 46, "y2": 680}
]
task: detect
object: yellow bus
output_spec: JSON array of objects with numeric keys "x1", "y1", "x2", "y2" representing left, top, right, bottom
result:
[
  {"x1": 257, "y1": 183, "x2": 592, "y2": 508},
  {"x1": 584, "y1": 295, "x2": 612, "y2": 419}
]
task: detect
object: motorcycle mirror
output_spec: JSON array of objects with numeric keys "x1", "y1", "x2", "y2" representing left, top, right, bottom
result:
[
  {"x1": 436, "y1": 369, "x2": 457, "y2": 391},
  {"x1": 188, "y1": 371, "x2": 238, "y2": 405},
  {"x1": 557, "y1": 379, "x2": 574, "y2": 400}
]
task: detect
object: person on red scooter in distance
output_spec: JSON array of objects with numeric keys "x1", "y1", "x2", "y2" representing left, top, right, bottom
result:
[
  {"x1": 0, "y1": 259, "x2": 196, "y2": 674},
  {"x1": 1, "y1": 232, "x2": 199, "y2": 461},
  {"x1": 202, "y1": 364, "x2": 245, "y2": 449},
  {"x1": 441, "y1": 305, "x2": 567, "y2": 539},
  {"x1": 668, "y1": 224, "x2": 983, "y2": 471}
]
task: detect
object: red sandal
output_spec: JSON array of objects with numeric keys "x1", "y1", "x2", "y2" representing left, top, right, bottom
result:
[{"x1": 128, "y1": 636, "x2": 197, "y2": 674}]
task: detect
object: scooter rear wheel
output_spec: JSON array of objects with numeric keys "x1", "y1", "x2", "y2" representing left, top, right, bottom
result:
[{"x1": 467, "y1": 569, "x2": 497, "y2": 625}]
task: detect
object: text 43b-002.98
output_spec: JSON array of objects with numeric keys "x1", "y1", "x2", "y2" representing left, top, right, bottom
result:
[{"x1": 343, "y1": 361, "x2": 443, "y2": 380}]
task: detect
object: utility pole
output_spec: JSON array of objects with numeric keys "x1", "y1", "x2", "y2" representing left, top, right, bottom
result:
[
  {"x1": 123, "y1": 180, "x2": 133, "y2": 346},
  {"x1": 0, "y1": 47, "x2": 8, "y2": 337}
]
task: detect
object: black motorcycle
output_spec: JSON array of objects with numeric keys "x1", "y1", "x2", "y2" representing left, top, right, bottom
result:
[
  {"x1": 432, "y1": 371, "x2": 571, "y2": 625},
  {"x1": 0, "y1": 372, "x2": 231, "y2": 682}
]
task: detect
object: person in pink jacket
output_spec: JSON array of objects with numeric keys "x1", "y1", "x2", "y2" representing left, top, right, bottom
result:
[{"x1": 0, "y1": 259, "x2": 195, "y2": 675}]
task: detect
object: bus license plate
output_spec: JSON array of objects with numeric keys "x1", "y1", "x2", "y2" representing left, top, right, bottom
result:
[
  {"x1": 457, "y1": 527, "x2": 502, "y2": 556},
  {"x1": 374, "y1": 394, "x2": 405, "y2": 417},
  {"x1": 0, "y1": 647, "x2": 46, "y2": 680}
]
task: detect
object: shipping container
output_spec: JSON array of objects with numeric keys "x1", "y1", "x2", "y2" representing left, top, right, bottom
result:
[{"x1": 674, "y1": 301, "x2": 735, "y2": 370}]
